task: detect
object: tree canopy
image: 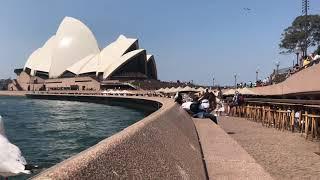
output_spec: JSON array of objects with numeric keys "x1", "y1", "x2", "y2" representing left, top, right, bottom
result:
[
  {"x1": 315, "y1": 45, "x2": 320, "y2": 55},
  {"x1": 279, "y1": 15, "x2": 320, "y2": 54}
]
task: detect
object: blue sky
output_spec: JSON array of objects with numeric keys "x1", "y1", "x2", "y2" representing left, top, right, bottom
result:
[{"x1": 0, "y1": 0, "x2": 319, "y2": 86}]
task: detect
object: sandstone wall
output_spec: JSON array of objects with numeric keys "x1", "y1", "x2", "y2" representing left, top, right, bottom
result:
[
  {"x1": 32, "y1": 96, "x2": 206, "y2": 179},
  {"x1": 253, "y1": 63, "x2": 320, "y2": 96}
]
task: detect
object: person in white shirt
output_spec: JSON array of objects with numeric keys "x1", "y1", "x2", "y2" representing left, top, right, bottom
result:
[
  {"x1": 311, "y1": 53, "x2": 320, "y2": 61},
  {"x1": 294, "y1": 111, "x2": 301, "y2": 129}
]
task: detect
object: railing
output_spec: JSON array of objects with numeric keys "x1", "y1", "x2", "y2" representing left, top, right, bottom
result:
[{"x1": 229, "y1": 98, "x2": 320, "y2": 141}]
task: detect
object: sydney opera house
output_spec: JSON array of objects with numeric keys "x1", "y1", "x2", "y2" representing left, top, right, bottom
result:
[{"x1": 9, "y1": 17, "x2": 157, "y2": 91}]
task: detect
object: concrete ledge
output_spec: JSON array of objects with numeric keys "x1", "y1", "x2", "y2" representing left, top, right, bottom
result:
[
  {"x1": 32, "y1": 95, "x2": 206, "y2": 179},
  {"x1": 26, "y1": 94, "x2": 162, "y2": 114},
  {"x1": 193, "y1": 119, "x2": 273, "y2": 180},
  {"x1": 0, "y1": 90, "x2": 27, "y2": 96}
]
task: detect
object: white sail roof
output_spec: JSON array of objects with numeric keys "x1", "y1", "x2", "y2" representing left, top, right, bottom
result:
[
  {"x1": 66, "y1": 54, "x2": 96, "y2": 74},
  {"x1": 22, "y1": 17, "x2": 157, "y2": 80},
  {"x1": 102, "y1": 49, "x2": 146, "y2": 79},
  {"x1": 34, "y1": 36, "x2": 56, "y2": 72},
  {"x1": 49, "y1": 17, "x2": 100, "y2": 78},
  {"x1": 98, "y1": 35, "x2": 137, "y2": 73},
  {"x1": 24, "y1": 48, "x2": 42, "y2": 76},
  {"x1": 146, "y1": 55, "x2": 153, "y2": 61},
  {"x1": 65, "y1": 34, "x2": 137, "y2": 77},
  {"x1": 146, "y1": 54, "x2": 158, "y2": 79},
  {"x1": 80, "y1": 54, "x2": 100, "y2": 74}
]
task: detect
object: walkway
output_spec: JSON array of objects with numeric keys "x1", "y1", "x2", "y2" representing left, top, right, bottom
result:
[
  {"x1": 219, "y1": 116, "x2": 320, "y2": 180},
  {"x1": 193, "y1": 118, "x2": 272, "y2": 179}
]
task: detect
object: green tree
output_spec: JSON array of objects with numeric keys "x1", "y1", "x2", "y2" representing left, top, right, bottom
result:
[{"x1": 279, "y1": 15, "x2": 320, "y2": 54}]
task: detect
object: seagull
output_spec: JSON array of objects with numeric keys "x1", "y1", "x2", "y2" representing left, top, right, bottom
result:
[
  {"x1": 243, "y1": 7, "x2": 251, "y2": 11},
  {"x1": 0, "y1": 115, "x2": 38, "y2": 179}
]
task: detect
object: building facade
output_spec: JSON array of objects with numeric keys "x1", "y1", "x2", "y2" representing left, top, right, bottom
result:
[{"x1": 9, "y1": 17, "x2": 158, "y2": 91}]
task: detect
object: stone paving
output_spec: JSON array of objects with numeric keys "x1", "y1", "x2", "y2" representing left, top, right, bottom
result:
[
  {"x1": 194, "y1": 118, "x2": 272, "y2": 180},
  {"x1": 219, "y1": 116, "x2": 320, "y2": 180}
]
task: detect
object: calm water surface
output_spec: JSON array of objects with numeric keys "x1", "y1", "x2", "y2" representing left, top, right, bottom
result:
[{"x1": 0, "y1": 96, "x2": 146, "y2": 179}]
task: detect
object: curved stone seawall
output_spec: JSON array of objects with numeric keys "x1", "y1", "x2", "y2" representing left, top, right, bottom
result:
[
  {"x1": 29, "y1": 94, "x2": 206, "y2": 179},
  {"x1": 26, "y1": 94, "x2": 162, "y2": 114}
]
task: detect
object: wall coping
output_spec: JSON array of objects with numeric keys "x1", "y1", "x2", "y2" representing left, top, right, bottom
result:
[{"x1": 31, "y1": 94, "x2": 206, "y2": 179}]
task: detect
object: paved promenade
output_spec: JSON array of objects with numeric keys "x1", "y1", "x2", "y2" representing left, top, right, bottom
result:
[
  {"x1": 219, "y1": 116, "x2": 320, "y2": 180},
  {"x1": 194, "y1": 118, "x2": 272, "y2": 180}
]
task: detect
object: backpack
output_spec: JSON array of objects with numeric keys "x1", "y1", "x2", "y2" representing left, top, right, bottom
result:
[{"x1": 190, "y1": 101, "x2": 200, "y2": 114}]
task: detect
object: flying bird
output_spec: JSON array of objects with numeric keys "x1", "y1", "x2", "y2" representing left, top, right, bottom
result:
[
  {"x1": 0, "y1": 115, "x2": 38, "y2": 179},
  {"x1": 243, "y1": 8, "x2": 251, "y2": 11}
]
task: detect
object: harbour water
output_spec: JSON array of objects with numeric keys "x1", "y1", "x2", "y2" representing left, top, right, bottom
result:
[{"x1": 0, "y1": 96, "x2": 146, "y2": 179}]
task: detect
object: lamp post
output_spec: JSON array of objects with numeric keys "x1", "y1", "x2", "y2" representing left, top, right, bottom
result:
[
  {"x1": 294, "y1": 46, "x2": 302, "y2": 65},
  {"x1": 302, "y1": 0, "x2": 310, "y2": 57},
  {"x1": 256, "y1": 67, "x2": 259, "y2": 82},
  {"x1": 275, "y1": 61, "x2": 280, "y2": 75},
  {"x1": 212, "y1": 76, "x2": 215, "y2": 88},
  {"x1": 234, "y1": 73, "x2": 237, "y2": 89}
]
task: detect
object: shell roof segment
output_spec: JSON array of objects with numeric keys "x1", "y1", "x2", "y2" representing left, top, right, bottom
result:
[
  {"x1": 49, "y1": 17, "x2": 100, "y2": 78},
  {"x1": 35, "y1": 36, "x2": 56, "y2": 73},
  {"x1": 24, "y1": 48, "x2": 42, "y2": 76},
  {"x1": 102, "y1": 49, "x2": 146, "y2": 79},
  {"x1": 66, "y1": 54, "x2": 97, "y2": 74},
  {"x1": 97, "y1": 35, "x2": 138, "y2": 73}
]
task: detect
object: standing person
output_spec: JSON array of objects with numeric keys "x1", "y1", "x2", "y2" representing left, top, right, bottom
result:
[
  {"x1": 216, "y1": 87, "x2": 224, "y2": 116},
  {"x1": 208, "y1": 92, "x2": 217, "y2": 111},
  {"x1": 232, "y1": 91, "x2": 239, "y2": 106},
  {"x1": 237, "y1": 93, "x2": 244, "y2": 106},
  {"x1": 174, "y1": 92, "x2": 183, "y2": 105},
  {"x1": 217, "y1": 87, "x2": 223, "y2": 99},
  {"x1": 294, "y1": 111, "x2": 301, "y2": 130},
  {"x1": 200, "y1": 88, "x2": 210, "y2": 100}
]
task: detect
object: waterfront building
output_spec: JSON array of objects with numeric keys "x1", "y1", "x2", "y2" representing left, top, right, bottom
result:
[{"x1": 9, "y1": 17, "x2": 157, "y2": 91}]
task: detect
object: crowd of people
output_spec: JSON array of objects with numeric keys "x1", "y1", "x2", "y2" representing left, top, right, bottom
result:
[
  {"x1": 174, "y1": 88, "x2": 227, "y2": 124},
  {"x1": 234, "y1": 52, "x2": 320, "y2": 89},
  {"x1": 173, "y1": 87, "x2": 249, "y2": 125},
  {"x1": 286, "y1": 53, "x2": 320, "y2": 78},
  {"x1": 299, "y1": 53, "x2": 320, "y2": 70}
]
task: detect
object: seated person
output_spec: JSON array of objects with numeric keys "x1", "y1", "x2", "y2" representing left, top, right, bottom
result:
[
  {"x1": 181, "y1": 98, "x2": 218, "y2": 124},
  {"x1": 311, "y1": 53, "x2": 320, "y2": 61},
  {"x1": 174, "y1": 92, "x2": 183, "y2": 105},
  {"x1": 303, "y1": 56, "x2": 311, "y2": 67}
]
